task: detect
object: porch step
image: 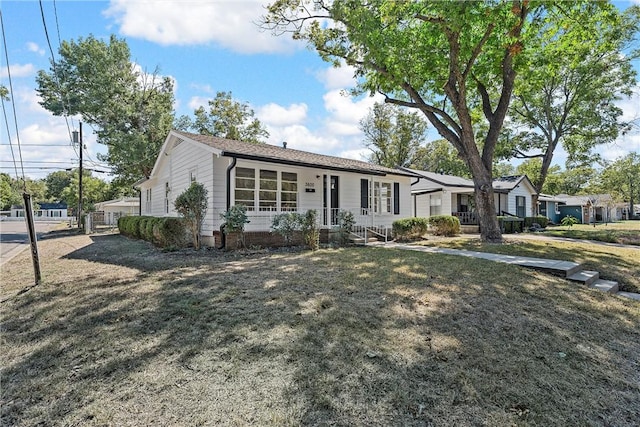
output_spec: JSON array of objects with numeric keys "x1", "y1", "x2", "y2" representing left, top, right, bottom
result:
[
  {"x1": 590, "y1": 279, "x2": 619, "y2": 293},
  {"x1": 567, "y1": 270, "x2": 600, "y2": 286},
  {"x1": 350, "y1": 237, "x2": 378, "y2": 245}
]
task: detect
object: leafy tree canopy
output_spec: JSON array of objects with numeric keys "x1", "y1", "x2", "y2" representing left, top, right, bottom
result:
[
  {"x1": 263, "y1": 0, "x2": 618, "y2": 242},
  {"x1": 500, "y1": 4, "x2": 639, "y2": 197},
  {"x1": 36, "y1": 35, "x2": 175, "y2": 186},
  {"x1": 361, "y1": 102, "x2": 427, "y2": 168},
  {"x1": 411, "y1": 139, "x2": 470, "y2": 177},
  {"x1": 176, "y1": 91, "x2": 268, "y2": 143}
]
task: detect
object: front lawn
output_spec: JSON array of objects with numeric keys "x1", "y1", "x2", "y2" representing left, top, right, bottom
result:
[
  {"x1": 544, "y1": 220, "x2": 640, "y2": 245},
  {"x1": 1, "y1": 232, "x2": 639, "y2": 426},
  {"x1": 417, "y1": 234, "x2": 640, "y2": 293}
]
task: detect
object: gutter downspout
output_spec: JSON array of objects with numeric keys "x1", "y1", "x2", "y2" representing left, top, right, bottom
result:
[
  {"x1": 218, "y1": 156, "x2": 237, "y2": 249},
  {"x1": 411, "y1": 177, "x2": 420, "y2": 217}
]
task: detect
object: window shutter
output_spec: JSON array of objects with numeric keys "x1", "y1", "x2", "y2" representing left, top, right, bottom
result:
[
  {"x1": 393, "y1": 182, "x2": 400, "y2": 214},
  {"x1": 361, "y1": 179, "x2": 369, "y2": 210}
]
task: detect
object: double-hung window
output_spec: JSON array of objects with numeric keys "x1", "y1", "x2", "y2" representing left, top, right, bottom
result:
[
  {"x1": 281, "y1": 172, "x2": 298, "y2": 211},
  {"x1": 235, "y1": 167, "x2": 256, "y2": 210},
  {"x1": 259, "y1": 170, "x2": 278, "y2": 211},
  {"x1": 516, "y1": 196, "x2": 526, "y2": 217}
]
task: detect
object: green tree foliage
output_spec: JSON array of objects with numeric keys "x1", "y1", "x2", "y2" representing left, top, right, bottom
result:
[
  {"x1": 412, "y1": 139, "x2": 470, "y2": 177},
  {"x1": 360, "y1": 103, "x2": 427, "y2": 168},
  {"x1": 36, "y1": 35, "x2": 175, "y2": 186},
  {"x1": 264, "y1": 0, "x2": 583, "y2": 243},
  {"x1": 0, "y1": 173, "x2": 21, "y2": 210},
  {"x1": 220, "y1": 205, "x2": 250, "y2": 249},
  {"x1": 598, "y1": 153, "x2": 640, "y2": 216},
  {"x1": 44, "y1": 170, "x2": 72, "y2": 202},
  {"x1": 501, "y1": 4, "x2": 639, "y2": 201},
  {"x1": 60, "y1": 169, "x2": 110, "y2": 213},
  {"x1": 515, "y1": 159, "x2": 562, "y2": 195},
  {"x1": 176, "y1": 91, "x2": 268, "y2": 143},
  {"x1": 0, "y1": 84, "x2": 9, "y2": 100},
  {"x1": 174, "y1": 182, "x2": 209, "y2": 250}
]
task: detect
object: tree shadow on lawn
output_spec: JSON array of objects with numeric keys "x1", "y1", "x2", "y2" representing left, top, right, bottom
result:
[{"x1": 2, "y1": 237, "x2": 639, "y2": 426}]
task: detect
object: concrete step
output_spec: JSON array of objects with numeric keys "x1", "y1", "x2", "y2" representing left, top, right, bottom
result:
[
  {"x1": 590, "y1": 279, "x2": 619, "y2": 293},
  {"x1": 617, "y1": 291, "x2": 640, "y2": 301},
  {"x1": 567, "y1": 270, "x2": 600, "y2": 286},
  {"x1": 350, "y1": 237, "x2": 378, "y2": 245}
]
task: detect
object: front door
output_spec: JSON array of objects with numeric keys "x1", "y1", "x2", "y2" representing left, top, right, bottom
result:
[{"x1": 323, "y1": 175, "x2": 340, "y2": 225}]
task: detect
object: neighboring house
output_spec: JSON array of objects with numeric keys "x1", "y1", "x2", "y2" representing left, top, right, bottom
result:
[
  {"x1": 407, "y1": 169, "x2": 537, "y2": 224},
  {"x1": 94, "y1": 197, "x2": 140, "y2": 225},
  {"x1": 538, "y1": 194, "x2": 564, "y2": 224},
  {"x1": 10, "y1": 202, "x2": 69, "y2": 220},
  {"x1": 555, "y1": 194, "x2": 618, "y2": 224},
  {"x1": 135, "y1": 130, "x2": 418, "y2": 247}
]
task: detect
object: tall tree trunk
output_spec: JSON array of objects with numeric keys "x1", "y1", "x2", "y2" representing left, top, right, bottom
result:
[{"x1": 466, "y1": 152, "x2": 502, "y2": 243}]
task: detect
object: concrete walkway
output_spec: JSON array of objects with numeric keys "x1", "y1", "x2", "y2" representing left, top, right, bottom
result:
[{"x1": 374, "y1": 241, "x2": 640, "y2": 301}]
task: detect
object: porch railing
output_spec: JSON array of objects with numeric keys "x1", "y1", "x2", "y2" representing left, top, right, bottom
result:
[{"x1": 452, "y1": 211, "x2": 478, "y2": 225}]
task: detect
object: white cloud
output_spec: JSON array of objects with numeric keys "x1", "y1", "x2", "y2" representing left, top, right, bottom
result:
[
  {"x1": 316, "y1": 65, "x2": 357, "y2": 90},
  {"x1": 257, "y1": 103, "x2": 307, "y2": 127},
  {"x1": 104, "y1": 0, "x2": 297, "y2": 54},
  {"x1": 26, "y1": 42, "x2": 45, "y2": 56},
  {"x1": 338, "y1": 147, "x2": 370, "y2": 162},
  {"x1": 1, "y1": 63, "x2": 35, "y2": 78},
  {"x1": 322, "y1": 89, "x2": 382, "y2": 136},
  {"x1": 188, "y1": 96, "x2": 210, "y2": 111},
  {"x1": 265, "y1": 124, "x2": 340, "y2": 153}
]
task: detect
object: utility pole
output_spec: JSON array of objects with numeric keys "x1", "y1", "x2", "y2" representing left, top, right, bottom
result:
[{"x1": 73, "y1": 122, "x2": 83, "y2": 229}]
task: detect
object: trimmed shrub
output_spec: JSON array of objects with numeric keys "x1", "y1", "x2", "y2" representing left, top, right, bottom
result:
[
  {"x1": 427, "y1": 215, "x2": 461, "y2": 236},
  {"x1": 117, "y1": 215, "x2": 187, "y2": 248},
  {"x1": 524, "y1": 216, "x2": 549, "y2": 229},
  {"x1": 156, "y1": 217, "x2": 187, "y2": 248},
  {"x1": 392, "y1": 217, "x2": 429, "y2": 241},
  {"x1": 498, "y1": 216, "x2": 524, "y2": 233}
]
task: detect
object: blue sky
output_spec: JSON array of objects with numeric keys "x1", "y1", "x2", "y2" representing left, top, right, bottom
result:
[{"x1": 1, "y1": 0, "x2": 639, "y2": 181}]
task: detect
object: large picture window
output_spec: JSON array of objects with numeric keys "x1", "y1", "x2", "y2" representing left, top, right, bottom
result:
[
  {"x1": 235, "y1": 168, "x2": 298, "y2": 212},
  {"x1": 235, "y1": 167, "x2": 256, "y2": 210}
]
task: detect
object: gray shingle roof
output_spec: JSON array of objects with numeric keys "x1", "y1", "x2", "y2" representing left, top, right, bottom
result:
[{"x1": 174, "y1": 131, "x2": 418, "y2": 177}]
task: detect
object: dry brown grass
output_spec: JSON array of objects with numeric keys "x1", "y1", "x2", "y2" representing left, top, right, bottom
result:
[
  {"x1": 1, "y1": 230, "x2": 639, "y2": 426},
  {"x1": 416, "y1": 233, "x2": 640, "y2": 293}
]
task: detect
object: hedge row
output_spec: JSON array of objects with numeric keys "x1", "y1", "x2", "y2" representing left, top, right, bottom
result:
[
  {"x1": 524, "y1": 216, "x2": 549, "y2": 228},
  {"x1": 427, "y1": 215, "x2": 461, "y2": 236},
  {"x1": 392, "y1": 217, "x2": 429, "y2": 241},
  {"x1": 118, "y1": 216, "x2": 189, "y2": 248}
]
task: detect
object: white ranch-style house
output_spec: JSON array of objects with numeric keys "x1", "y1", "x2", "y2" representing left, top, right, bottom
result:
[
  {"x1": 135, "y1": 131, "x2": 419, "y2": 247},
  {"x1": 407, "y1": 169, "x2": 537, "y2": 226}
]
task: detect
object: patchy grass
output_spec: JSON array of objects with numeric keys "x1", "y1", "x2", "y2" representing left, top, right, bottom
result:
[
  {"x1": 544, "y1": 220, "x2": 640, "y2": 245},
  {"x1": 417, "y1": 234, "x2": 640, "y2": 294},
  {"x1": 1, "y1": 231, "x2": 639, "y2": 426}
]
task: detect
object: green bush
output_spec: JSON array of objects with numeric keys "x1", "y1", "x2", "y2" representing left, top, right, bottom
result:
[
  {"x1": 427, "y1": 215, "x2": 461, "y2": 236},
  {"x1": 524, "y1": 216, "x2": 549, "y2": 228},
  {"x1": 392, "y1": 217, "x2": 429, "y2": 241},
  {"x1": 271, "y1": 212, "x2": 303, "y2": 245},
  {"x1": 498, "y1": 216, "x2": 524, "y2": 233},
  {"x1": 117, "y1": 215, "x2": 186, "y2": 248},
  {"x1": 156, "y1": 217, "x2": 187, "y2": 248},
  {"x1": 301, "y1": 210, "x2": 320, "y2": 251},
  {"x1": 336, "y1": 210, "x2": 355, "y2": 245}
]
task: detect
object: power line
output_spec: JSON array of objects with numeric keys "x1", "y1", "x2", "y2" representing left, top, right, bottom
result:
[
  {"x1": 38, "y1": 0, "x2": 74, "y2": 144},
  {"x1": 0, "y1": 9, "x2": 26, "y2": 187}
]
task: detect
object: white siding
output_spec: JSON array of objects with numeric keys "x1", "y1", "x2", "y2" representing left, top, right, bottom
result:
[{"x1": 506, "y1": 183, "x2": 535, "y2": 217}]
